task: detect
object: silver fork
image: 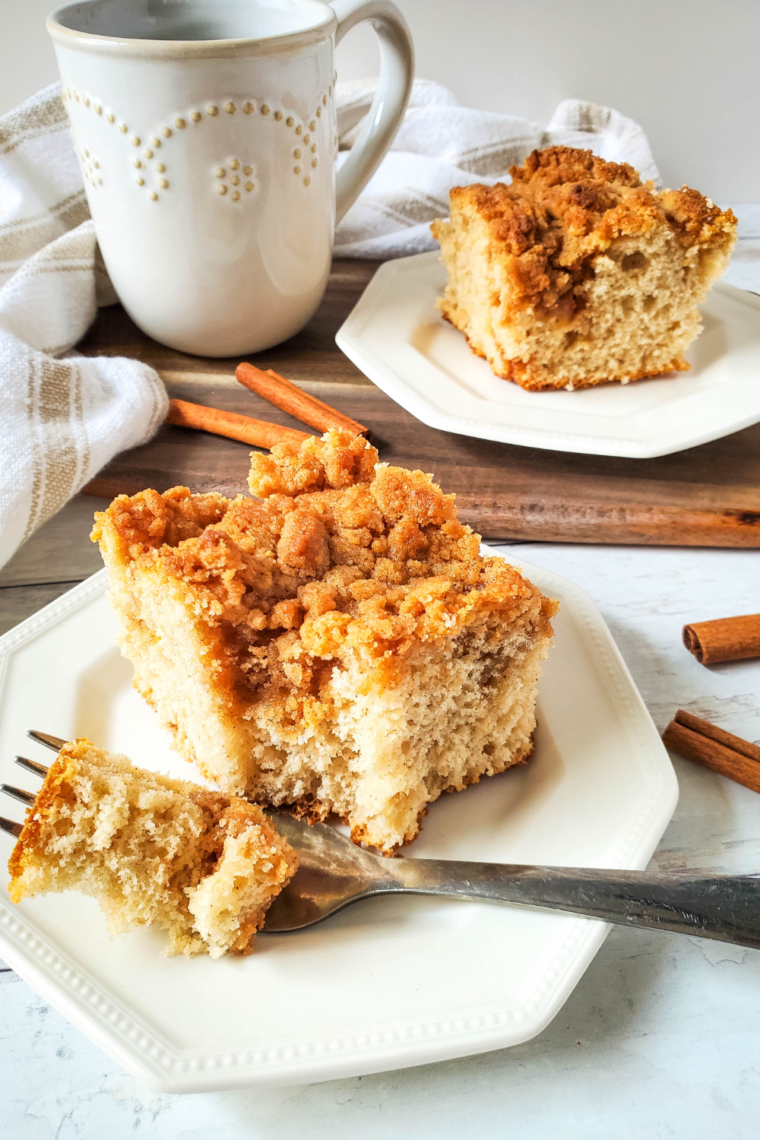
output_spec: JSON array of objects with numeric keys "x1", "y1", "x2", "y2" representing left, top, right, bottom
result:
[
  {"x1": 3, "y1": 734, "x2": 760, "y2": 949},
  {"x1": 0, "y1": 731, "x2": 65, "y2": 837},
  {"x1": 262, "y1": 813, "x2": 760, "y2": 946}
]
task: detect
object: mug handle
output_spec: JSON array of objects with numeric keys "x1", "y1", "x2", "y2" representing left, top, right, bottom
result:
[{"x1": 331, "y1": 0, "x2": 414, "y2": 222}]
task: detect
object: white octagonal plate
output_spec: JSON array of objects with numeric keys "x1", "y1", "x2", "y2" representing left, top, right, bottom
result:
[
  {"x1": 336, "y1": 251, "x2": 760, "y2": 458},
  {"x1": 0, "y1": 557, "x2": 677, "y2": 1091}
]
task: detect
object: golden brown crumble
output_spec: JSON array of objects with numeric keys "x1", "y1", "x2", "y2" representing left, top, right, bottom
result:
[
  {"x1": 440, "y1": 145, "x2": 737, "y2": 316},
  {"x1": 92, "y1": 430, "x2": 555, "y2": 707}
]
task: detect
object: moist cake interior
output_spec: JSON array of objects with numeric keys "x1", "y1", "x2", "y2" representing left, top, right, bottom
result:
[{"x1": 93, "y1": 430, "x2": 557, "y2": 854}]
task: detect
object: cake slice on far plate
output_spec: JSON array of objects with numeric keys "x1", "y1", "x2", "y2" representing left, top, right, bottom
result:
[
  {"x1": 8, "y1": 739, "x2": 297, "y2": 957},
  {"x1": 431, "y1": 145, "x2": 737, "y2": 390},
  {"x1": 93, "y1": 430, "x2": 557, "y2": 854}
]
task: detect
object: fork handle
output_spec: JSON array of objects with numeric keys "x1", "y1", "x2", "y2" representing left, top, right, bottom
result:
[{"x1": 392, "y1": 862, "x2": 760, "y2": 948}]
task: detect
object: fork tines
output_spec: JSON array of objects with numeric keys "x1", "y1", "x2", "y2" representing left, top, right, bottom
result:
[
  {"x1": 27, "y1": 730, "x2": 66, "y2": 752},
  {"x1": 1, "y1": 784, "x2": 36, "y2": 806},
  {"x1": 0, "y1": 780, "x2": 37, "y2": 838},
  {"x1": 15, "y1": 755, "x2": 49, "y2": 777},
  {"x1": 0, "y1": 732, "x2": 57, "y2": 841}
]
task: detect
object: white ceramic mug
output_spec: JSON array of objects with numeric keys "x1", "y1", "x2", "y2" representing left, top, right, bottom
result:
[{"x1": 47, "y1": 0, "x2": 413, "y2": 356}]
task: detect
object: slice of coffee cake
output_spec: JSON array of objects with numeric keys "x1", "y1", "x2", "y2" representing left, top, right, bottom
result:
[
  {"x1": 431, "y1": 145, "x2": 737, "y2": 390},
  {"x1": 93, "y1": 430, "x2": 557, "y2": 853},
  {"x1": 8, "y1": 739, "x2": 297, "y2": 957}
]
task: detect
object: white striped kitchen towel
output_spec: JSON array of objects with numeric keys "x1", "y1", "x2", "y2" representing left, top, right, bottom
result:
[{"x1": 0, "y1": 84, "x2": 167, "y2": 572}]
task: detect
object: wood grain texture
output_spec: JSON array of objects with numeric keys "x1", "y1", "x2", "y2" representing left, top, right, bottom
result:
[
  {"x1": 0, "y1": 494, "x2": 108, "y2": 589},
  {"x1": 76, "y1": 260, "x2": 760, "y2": 546},
  {"x1": 0, "y1": 582, "x2": 83, "y2": 636}
]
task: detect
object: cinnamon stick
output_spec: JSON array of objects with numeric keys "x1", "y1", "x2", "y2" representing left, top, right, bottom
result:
[
  {"x1": 683, "y1": 614, "x2": 760, "y2": 665},
  {"x1": 166, "y1": 398, "x2": 311, "y2": 450},
  {"x1": 236, "y1": 361, "x2": 370, "y2": 438},
  {"x1": 662, "y1": 709, "x2": 760, "y2": 794}
]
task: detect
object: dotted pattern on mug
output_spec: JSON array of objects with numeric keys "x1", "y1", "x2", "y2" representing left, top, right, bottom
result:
[
  {"x1": 216, "y1": 158, "x2": 257, "y2": 201},
  {"x1": 61, "y1": 83, "x2": 336, "y2": 205},
  {"x1": 77, "y1": 145, "x2": 102, "y2": 188}
]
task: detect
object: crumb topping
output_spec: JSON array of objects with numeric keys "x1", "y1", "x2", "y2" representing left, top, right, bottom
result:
[
  {"x1": 436, "y1": 145, "x2": 737, "y2": 314},
  {"x1": 93, "y1": 430, "x2": 554, "y2": 707}
]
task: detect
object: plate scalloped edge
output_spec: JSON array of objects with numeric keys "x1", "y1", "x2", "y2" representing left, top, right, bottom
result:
[{"x1": 0, "y1": 561, "x2": 678, "y2": 1091}]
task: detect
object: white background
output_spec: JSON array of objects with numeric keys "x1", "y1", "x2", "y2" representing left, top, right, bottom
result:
[{"x1": 2, "y1": 0, "x2": 759, "y2": 201}]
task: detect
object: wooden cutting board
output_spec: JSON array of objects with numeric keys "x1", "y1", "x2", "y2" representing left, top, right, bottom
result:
[{"x1": 78, "y1": 260, "x2": 760, "y2": 546}]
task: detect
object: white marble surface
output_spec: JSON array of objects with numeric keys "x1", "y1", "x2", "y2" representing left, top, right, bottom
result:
[{"x1": 2, "y1": 542, "x2": 760, "y2": 1138}]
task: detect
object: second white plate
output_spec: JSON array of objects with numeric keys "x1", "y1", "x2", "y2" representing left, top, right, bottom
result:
[{"x1": 336, "y1": 251, "x2": 760, "y2": 458}]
